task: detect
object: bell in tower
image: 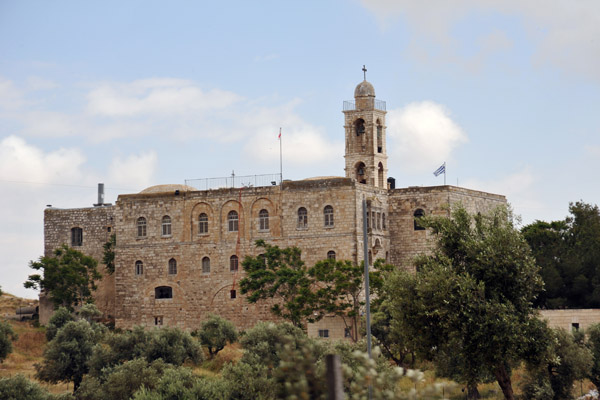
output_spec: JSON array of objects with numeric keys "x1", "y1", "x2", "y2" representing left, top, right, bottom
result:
[{"x1": 342, "y1": 66, "x2": 388, "y2": 188}]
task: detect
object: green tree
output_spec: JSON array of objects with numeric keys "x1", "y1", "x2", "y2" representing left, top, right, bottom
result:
[
  {"x1": 87, "y1": 325, "x2": 202, "y2": 378},
  {"x1": 523, "y1": 201, "x2": 600, "y2": 308},
  {"x1": 587, "y1": 323, "x2": 600, "y2": 389},
  {"x1": 521, "y1": 328, "x2": 592, "y2": 400},
  {"x1": 387, "y1": 205, "x2": 544, "y2": 400},
  {"x1": 25, "y1": 245, "x2": 101, "y2": 311},
  {"x1": 45, "y1": 307, "x2": 75, "y2": 341},
  {"x1": 102, "y1": 234, "x2": 116, "y2": 275},
  {"x1": 196, "y1": 314, "x2": 238, "y2": 359},
  {"x1": 0, "y1": 374, "x2": 73, "y2": 400},
  {"x1": 240, "y1": 240, "x2": 390, "y2": 336},
  {"x1": 36, "y1": 320, "x2": 99, "y2": 391},
  {"x1": 0, "y1": 320, "x2": 17, "y2": 363},
  {"x1": 240, "y1": 240, "x2": 313, "y2": 327}
]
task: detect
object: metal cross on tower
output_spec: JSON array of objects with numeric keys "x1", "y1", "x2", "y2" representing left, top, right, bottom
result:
[{"x1": 362, "y1": 65, "x2": 367, "y2": 80}]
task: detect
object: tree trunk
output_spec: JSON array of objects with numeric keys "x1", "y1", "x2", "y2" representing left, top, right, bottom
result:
[
  {"x1": 494, "y1": 364, "x2": 515, "y2": 400},
  {"x1": 467, "y1": 382, "x2": 480, "y2": 399}
]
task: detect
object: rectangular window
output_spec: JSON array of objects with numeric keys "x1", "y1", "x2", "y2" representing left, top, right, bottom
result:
[
  {"x1": 154, "y1": 316, "x2": 163, "y2": 326},
  {"x1": 318, "y1": 329, "x2": 329, "y2": 338},
  {"x1": 71, "y1": 227, "x2": 83, "y2": 247}
]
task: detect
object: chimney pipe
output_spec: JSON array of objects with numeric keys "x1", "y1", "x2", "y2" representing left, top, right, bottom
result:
[{"x1": 97, "y1": 183, "x2": 104, "y2": 206}]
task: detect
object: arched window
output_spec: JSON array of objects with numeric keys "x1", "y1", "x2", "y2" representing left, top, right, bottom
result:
[
  {"x1": 162, "y1": 215, "x2": 171, "y2": 236},
  {"x1": 355, "y1": 162, "x2": 366, "y2": 184},
  {"x1": 168, "y1": 258, "x2": 177, "y2": 275},
  {"x1": 414, "y1": 209, "x2": 425, "y2": 231},
  {"x1": 324, "y1": 205, "x2": 334, "y2": 227},
  {"x1": 202, "y1": 257, "x2": 210, "y2": 273},
  {"x1": 155, "y1": 286, "x2": 172, "y2": 299},
  {"x1": 327, "y1": 250, "x2": 336, "y2": 260},
  {"x1": 378, "y1": 163, "x2": 384, "y2": 188},
  {"x1": 137, "y1": 217, "x2": 147, "y2": 237},
  {"x1": 71, "y1": 227, "x2": 83, "y2": 247},
  {"x1": 228, "y1": 210, "x2": 239, "y2": 232},
  {"x1": 258, "y1": 253, "x2": 266, "y2": 266},
  {"x1": 135, "y1": 260, "x2": 143, "y2": 275},
  {"x1": 377, "y1": 120, "x2": 383, "y2": 153},
  {"x1": 382, "y1": 213, "x2": 386, "y2": 230},
  {"x1": 297, "y1": 207, "x2": 308, "y2": 229},
  {"x1": 259, "y1": 209, "x2": 269, "y2": 231},
  {"x1": 230, "y1": 255, "x2": 238, "y2": 272},
  {"x1": 377, "y1": 212, "x2": 381, "y2": 230},
  {"x1": 354, "y1": 118, "x2": 365, "y2": 136},
  {"x1": 198, "y1": 213, "x2": 208, "y2": 234}
]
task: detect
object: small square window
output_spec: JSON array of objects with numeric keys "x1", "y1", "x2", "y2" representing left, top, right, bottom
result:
[
  {"x1": 572, "y1": 322, "x2": 580, "y2": 331},
  {"x1": 154, "y1": 316, "x2": 163, "y2": 326},
  {"x1": 318, "y1": 329, "x2": 329, "y2": 338},
  {"x1": 230, "y1": 290, "x2": 237, "y2": 299}
]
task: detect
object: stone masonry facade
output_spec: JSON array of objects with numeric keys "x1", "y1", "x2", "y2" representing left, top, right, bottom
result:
[{"x1": 41, "y1": 78, "x2": 506, "y2": 339}]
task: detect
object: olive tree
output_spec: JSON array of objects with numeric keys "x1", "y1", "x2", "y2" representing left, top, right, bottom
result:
[{"x1": 387, "y1": 205, "x2": 544, "y2": 400}]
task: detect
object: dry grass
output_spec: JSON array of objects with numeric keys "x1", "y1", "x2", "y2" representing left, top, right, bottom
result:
[
  {"x1": 196, "y1": 342, "x2": 243, "y2": 376},
  {"x1": 0, "y1": 293, "x2": 37, "y2": 318}
]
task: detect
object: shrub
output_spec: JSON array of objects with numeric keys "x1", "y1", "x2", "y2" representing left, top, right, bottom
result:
[
  {"x1": 195, "y1": 314, "x2": 237, "y2": 358},
  {"x1": 0, "y1": 320, "x2": 17, "y2": 363},
  {"x1": 45, "y1": 307, "x2": 74, "y2": 341}
]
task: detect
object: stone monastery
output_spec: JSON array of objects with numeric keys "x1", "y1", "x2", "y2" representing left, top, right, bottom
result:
[{"x1": 41, "y1": 76, "x2": 506, "y2": 339}]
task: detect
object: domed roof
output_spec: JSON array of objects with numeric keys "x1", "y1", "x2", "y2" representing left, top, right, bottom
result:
[
  {"x1": 354, "y1": 80, "x2": 375, "y2": 97},
  {"x1": 140, "y1": 184, "x2": 196, "y2": 194}
]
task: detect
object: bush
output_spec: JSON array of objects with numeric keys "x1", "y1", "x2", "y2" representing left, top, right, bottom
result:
[
  {"x1": 195, "y1": 314, "x2": 237, "y2": 358},
  {"x1": 0, "y1": 320, "x2": 17, "y2": 363},
  {"x1": 87, "y1": 326, "x2": 203, "y2": 377},
  {"x1": 0, "y1": 374, "x2": 73, "y2": 400},
  {"x1": 45, "y1": 307, "x2": 74, "y2": 341},
  {"x1": 36, "y1": 320, "x2": 97, "y2": 391},
  {"x1": 77, "y1": 358, "x2": 167, "y2": 400}
]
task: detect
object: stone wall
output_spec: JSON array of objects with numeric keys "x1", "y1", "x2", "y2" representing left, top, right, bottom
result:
[
  {"x1": 42, "y1": 179, "x2": 506, "y2": 336},
  {"x1": 113, "y1": 178, "x2": 390, "y2": 332},
  {"x1": 539, "y1": 309, "x2": 600, "y2": 332},
  {"x1": 42, "y1": 206, "x2": 115, "y2": 324},
  {"x1": 387, "y1": 185, "x2": 506, "y2": 271}
]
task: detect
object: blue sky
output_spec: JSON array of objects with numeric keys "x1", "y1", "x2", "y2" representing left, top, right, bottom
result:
[{"x1": 1, "y1": 0, "x2": 599, "y2": 298}]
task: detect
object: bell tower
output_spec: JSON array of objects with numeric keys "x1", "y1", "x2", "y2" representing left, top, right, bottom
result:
[{"x1": 343, "y1": 67, "x2": 388, "y2": 188}]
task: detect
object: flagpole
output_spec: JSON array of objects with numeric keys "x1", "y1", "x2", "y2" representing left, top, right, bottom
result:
[
  {"x1": 444, "y1": 162, "x2": 446, "y2": 185},
  {"x1": 279, "y1": 127, "x2": 283, "y2": 185}
]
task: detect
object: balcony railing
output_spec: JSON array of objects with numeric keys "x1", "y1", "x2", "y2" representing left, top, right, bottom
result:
[
  {"x1": 343, "y1": 99, "x2": 386, "y2": 111},
  {"x1": 185, "y1": 174, "x2": 282, "y2": 191}
]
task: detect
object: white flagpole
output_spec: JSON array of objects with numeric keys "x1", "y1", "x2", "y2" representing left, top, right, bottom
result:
[
  {"x1": 444, "y1": 162, "x2": 446, "y2": 185},
  {"x1": 279, "y1": 127, "x2": 283, "y2": 185}
]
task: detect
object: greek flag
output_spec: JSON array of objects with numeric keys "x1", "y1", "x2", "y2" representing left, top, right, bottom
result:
[{"x1": 433, "y1": 163, "x2": 445, "y2": 177}]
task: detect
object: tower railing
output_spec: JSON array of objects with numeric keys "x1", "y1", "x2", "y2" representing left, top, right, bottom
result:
[{"x1": 343, "y1": 100, "x2": 386, "y2": 111}]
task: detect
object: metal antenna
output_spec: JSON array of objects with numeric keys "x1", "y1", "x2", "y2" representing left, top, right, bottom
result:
[{"x1": 362, "y1": 65, "x2": 367, "y2": 80}]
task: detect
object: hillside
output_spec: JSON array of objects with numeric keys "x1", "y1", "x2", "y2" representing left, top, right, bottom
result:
[{"x1": 0, "y1": 292, "x2": 38, "y2": 319}]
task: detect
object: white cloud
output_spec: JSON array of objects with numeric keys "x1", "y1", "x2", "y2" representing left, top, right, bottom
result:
[
  {"x1": 360, "y1": 0, "x2": 600, "y2": 80},
  {"x1": 0, "y1": 136, "x2": 159, "y2": 299},
  {"x1": 86, "y1": 78, "x2": 242, "y2": 117},
  {"x1": 241, "y1": 100, "x2": 343, "y2": 168},
  {"x1": 386, "y1": 101, "x2": 468, "y2": 173},
  {"x1": 108, "y1": 152, "x2": 158, "y2": 188},
  {"x1": 0, "y1": 135, "x2": 85, "y2": 183}
]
